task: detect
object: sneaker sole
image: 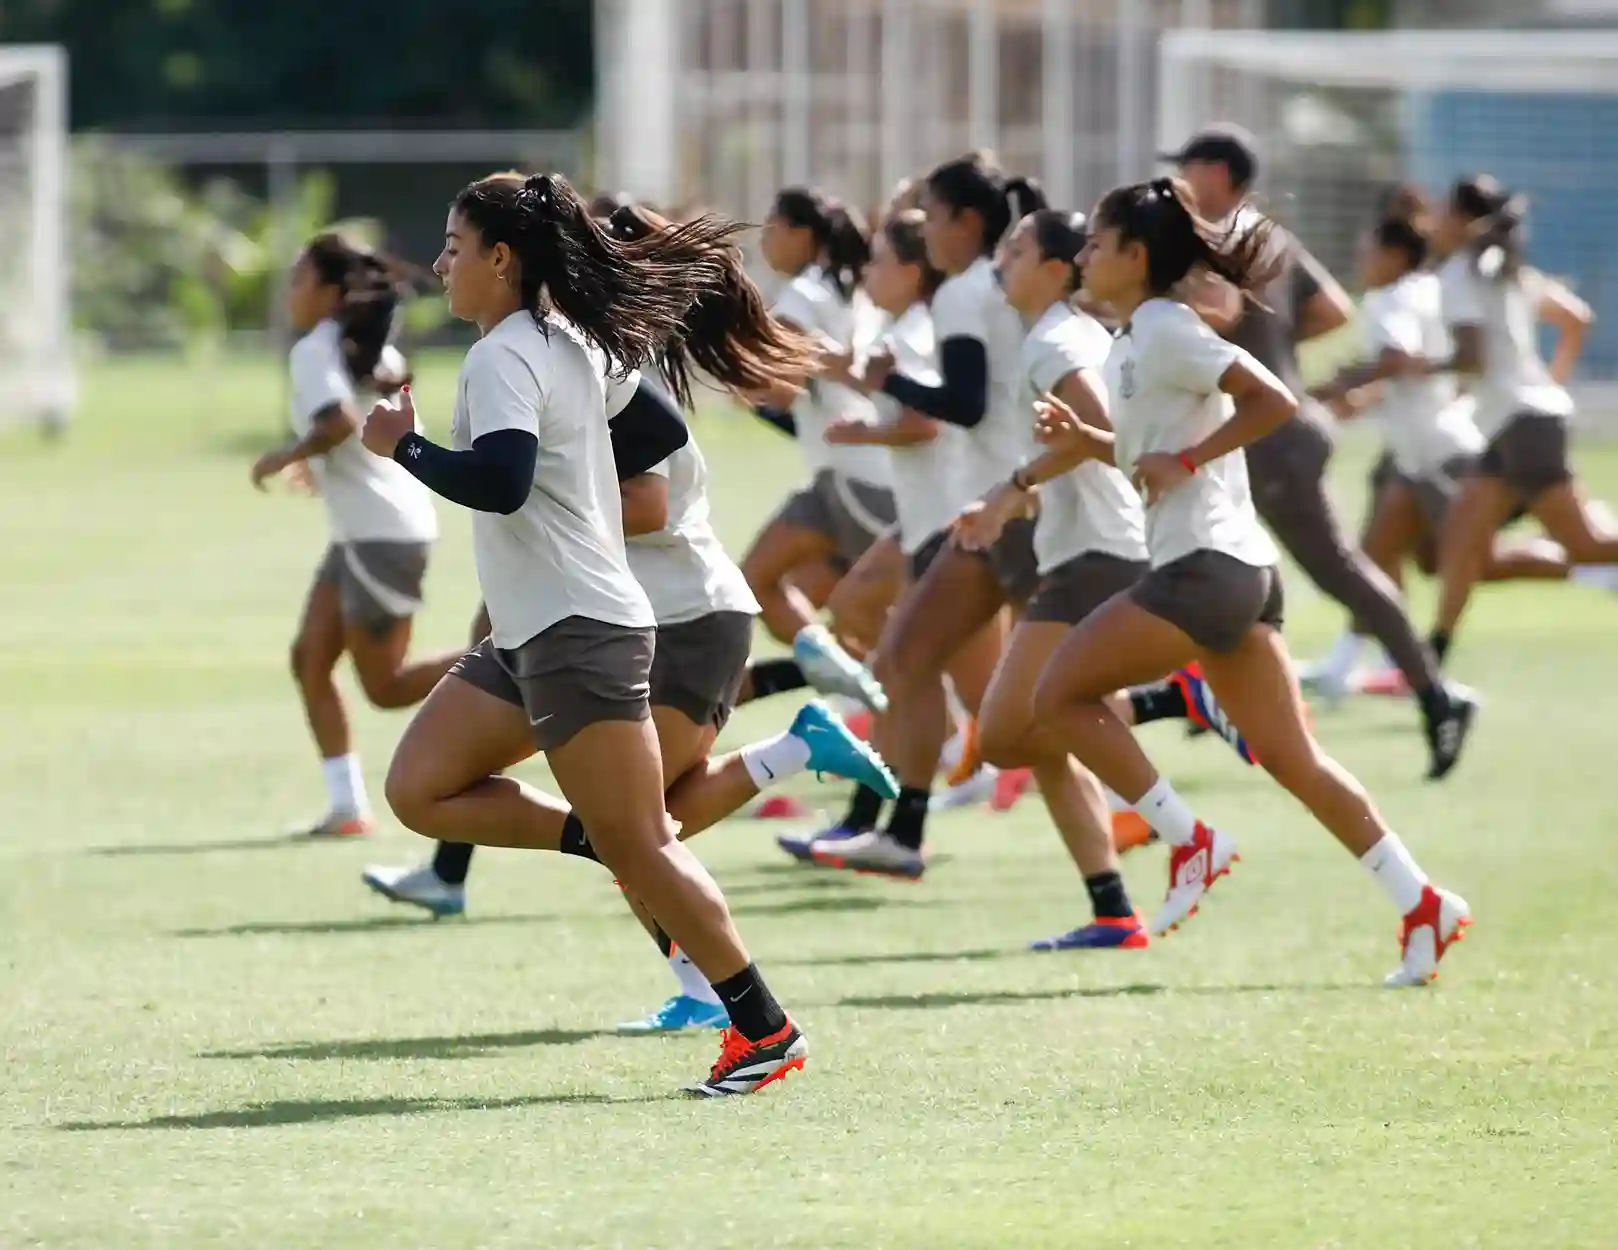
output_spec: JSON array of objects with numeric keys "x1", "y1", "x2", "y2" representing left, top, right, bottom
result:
[
  {"x1": 683, "y1": 1053, "x2": 808, "y2": 1098},
  {"x1": 361, "y1": 877, "x2": 463, "y2": 919},
  {"x1": 809, "y1": 850, "x2": 926, "y2": 881}
]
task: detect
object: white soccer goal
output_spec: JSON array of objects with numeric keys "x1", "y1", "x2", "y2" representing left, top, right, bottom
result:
[
  {"x1": 0, "y1": 45, "x2": 72, "y2": 431},
  {"x1": 1158, "y1": 29, "x2": 1618, "y2": 405}
]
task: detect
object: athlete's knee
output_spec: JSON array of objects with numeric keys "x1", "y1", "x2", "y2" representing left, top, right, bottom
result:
[
  {"x1": 290, "y1": 635, "x2": 331, "y2": 688},
  {"x1": 382, "y1": 754, "x2": 432, "y2": 832},
  {"x1": 356, "y1": 667, "x2": 410, "y2": 710}
]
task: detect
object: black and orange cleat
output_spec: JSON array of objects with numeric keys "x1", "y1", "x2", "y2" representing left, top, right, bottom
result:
[{"x1": 683, "y1": 1022, "x2": 808, "y2": 1097}]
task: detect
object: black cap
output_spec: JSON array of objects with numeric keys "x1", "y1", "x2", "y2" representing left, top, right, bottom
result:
[{"x1": 1159, "y1": 124, "x2": 1259, "y2": 191}]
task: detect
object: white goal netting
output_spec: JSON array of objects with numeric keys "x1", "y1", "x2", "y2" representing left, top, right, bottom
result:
[{"x1": 0, "y1": 45, "x2": 72, "y2": 429}]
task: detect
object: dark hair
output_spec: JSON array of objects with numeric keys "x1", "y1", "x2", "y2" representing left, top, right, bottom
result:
[
  {"x1": 925, "y1": 151, "x2": 1049, "y2": 255},
  {"x1": 1371, "y1": 214, "x2": 1430, "y2": 273},
  {"x1": 1092, "y1": 176, "x2": 1277, "y2": 297},
  {"x1": 771, "y1": 187, "x2": 871, "y2": 300},
  {"x1": 301, "y1": 233, "x2": 406, "y2": 387},
  {"x1": 588, "y1": 190, "x2": 634, "y2": 219},
  {"x1": 1450, "y1": 174, "x2": 1527, "y2": 280},
  {"x1": 1027, "y1": 209, "x2": 1089, "y2": 293},
  {"x1": 1376, "y1": 181, "x2": 1431, "y2": 222},
  {"x1": 452, "y1": 172, "x2": 741, "y2": 373},
  {"x1": 881, "y1": 209, "x2": 946, "y2": 302},
  {"x1": 608, "y1": 204, "x2": 822, "y2": 410}
]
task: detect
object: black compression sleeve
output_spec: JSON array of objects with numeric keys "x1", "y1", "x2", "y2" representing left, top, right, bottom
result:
[
  {"x1": 393, "y1": 428, "x2": 536, "y2": 514},
  {"x1": 610, "y1": 379, "x2": 690, "y2": 480},
  {"x1": 753, "y1": 405, "x2": 797, "y2": 437},
  {"x1": 880, "y1": 336, "x2": 989, "y2": 428}
]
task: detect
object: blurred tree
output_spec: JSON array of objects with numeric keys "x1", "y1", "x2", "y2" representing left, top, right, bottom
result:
[{"x1": 0, "y1": 0, "x2": 594, "y2": 129}]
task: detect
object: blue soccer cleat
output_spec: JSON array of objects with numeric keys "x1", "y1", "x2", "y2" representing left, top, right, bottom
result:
[
  {"x1": 1173, "y1": 664, "x2": 1257, "y2": 765},
  {"x1": 793, "y1": 624, "x2": 889, "y2": 714},
  {"x1": 788, "y1": 699, "x2": 900, "y2": 798},
  {"x1": 778, "y1": 821, "x2": 865, "y2": 862},
  {"x1": 617, "y1": 994, "x2": 731, "y2": 1033},
  {"x1": 1029, "y1": 915, "x2": 1149, "y2": 951}
]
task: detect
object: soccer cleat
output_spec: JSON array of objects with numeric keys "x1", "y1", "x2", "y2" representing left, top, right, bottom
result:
[
  {"x1": 793, "y1": 624, "x2": 888, "y2": 713},
  {"x1": 1151, "y1": 822, "x2": 1238, "y2": 936},
  {"x1": 1424, "y1": 684, "x2": 1480, "y2": 781},
  {"x1": 990, "y1": 767, "x2": 1035, "y2": 812},
  {"x1": 684, "y1": 1022, "x2": 808, "y2": 1097},
  {"x1": 1111, "y1": 810, "x2": 1156, "y2": 855},
  {"x1": 617, "y1": 994, "x2": 730, "y2": 1033},
  {"x1": 1356, "y1": 667, "x2": 1411, "y2": 698},
  {"x1": 788, "y1": 700, "x2": 899, "y2": 798},
  {"x1": 300, "y1": 809, "x2": 374, "y2": 839},
  {"x1": 810, "y1": 829, "x2": 926, "y2": 880},
  {"x1": 1171, "y1": 664, "x2": 1257, "y2": 765},
  {"x1": 930, "y1": 764, "x2": 998, "y2": 812},
  {"x1": 778, "y1": 821, "x2": 864, "y2": 862},
  {"x1": 945, "y1": 718, "x2": 982, "y2": 786},
  {"x1": 1029, "y1": 914, "x2": 1149, "y2": 951},
  {"x1": 1385, "y1": 885, "x2": 1471, "y2": 987},
  {"x1": 753, "y1": 795, "x2": 808, "y2": 820},
  {"x1": 360, "y1": 863, "x2": 466, "y2": 918}
]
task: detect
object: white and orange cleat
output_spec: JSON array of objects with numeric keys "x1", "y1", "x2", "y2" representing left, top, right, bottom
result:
[
  {"x1": 1385, "y1": 885, "x2": 1471, "y2": 987},
  {"x1": 1151, "y1": 822, "x2": 1238, "y2": 936}
]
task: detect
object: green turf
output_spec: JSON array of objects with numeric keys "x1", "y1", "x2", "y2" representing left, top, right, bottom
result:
[{"x1": 5, "y1": 351, "x2": 1618, "y2": 1249}]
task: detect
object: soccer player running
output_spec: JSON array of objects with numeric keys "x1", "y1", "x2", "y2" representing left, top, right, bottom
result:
[
  {"x1": 1163, "y1": 126, "x2": 1477, "y2": 779},
  {"x1": 1030, "y1": 176, "x2": 1470, "y2": 983},
  {"x1": 361, "y1": 173, "x2": 809, "y2": 1095},
  {"x1": 251, "y1": 234, "x2": 462, "y2": 837}
]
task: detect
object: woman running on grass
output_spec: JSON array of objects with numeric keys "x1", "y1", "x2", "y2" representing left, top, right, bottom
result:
[
  {"x1": 251, "y1": 234, "x2": 462, "y2": 838},
  {"x1": 360, "y1": 172, "x2": 810, "y2": 1095},
  {"x1": 1030, "y1": 176, "x2": 1470, "y2": 985}
]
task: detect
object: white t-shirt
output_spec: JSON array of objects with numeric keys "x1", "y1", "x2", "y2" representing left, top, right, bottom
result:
[
  {"x1": 1361, "y1": 274, "x2": 1481, "y2": 477},
  {"x1": 1021, "y1": 302, "x2": 1148, "y2": 572},
  {"x1": 450, "y1": 312, "x2": 655, "y2": 648},
  {"x1": 929, "y1": 256, "x2": 1030, "y2": 497},
  {"x1": 1106, "y1": 299, "x2": 1279, "y2": 570},
  {"x1": 873, "y1": 302, "x2": 971, "y2": 554},
  {"x1": 772, "y1": 268, "x2": 892, "y2": 487},
  {"x1": 288, "y1": 320, "x2": 438, "y2": 544},
  {"x1": 1438, "y1": 254, "x2": 1572, "y2": 441}
]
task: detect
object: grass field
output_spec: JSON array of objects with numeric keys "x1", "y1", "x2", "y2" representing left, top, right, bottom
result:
[{"x1": 5, "y1": 351, "x2": 1618, "y2": 1249}]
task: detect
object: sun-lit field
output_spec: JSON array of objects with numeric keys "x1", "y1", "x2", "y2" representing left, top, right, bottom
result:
[{"x1": 5, "y1": 353, "x2": 1618, "y2": 1249}]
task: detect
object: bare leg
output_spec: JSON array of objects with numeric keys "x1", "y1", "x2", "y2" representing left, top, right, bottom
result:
[
  {"x1": 346, "y1": 616, "x2": 463, "y2": 710},
  {"x1": 291, "y1": 579, "x2": 350, "y2": 760}
]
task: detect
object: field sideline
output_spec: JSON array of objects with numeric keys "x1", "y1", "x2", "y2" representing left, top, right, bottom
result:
[{"x1": 4, "y1": 351, "x2": 1618, "y2": 1249}]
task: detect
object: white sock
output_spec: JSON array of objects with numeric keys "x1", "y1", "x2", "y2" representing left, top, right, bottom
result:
[
  {"x1": 1571, "y1": 564, "x2": 1618, "y2": 589},
  {"x1": 1320, "y1": 631, "x2": 1366, "y2": 684},
  {"x1": 669, "y1": 946, "x2": 722, "y2": 1005},
  {"x1": 1360, "y1": 834, "x2": 1429, "y2": 913},
  {"x1": 321, "y1": 754, "x2": 367, "y2": 815},
  {"x1": 742, "y1": 732, "x2": 813, "y2": 789},
  {"x1": 1132, "y1": 777, "x2": 1200, "y2": 847}
]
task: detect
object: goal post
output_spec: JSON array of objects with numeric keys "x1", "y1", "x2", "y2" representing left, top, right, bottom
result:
[
  {"x1": 0, "y1": 44, "x2": 72, "y2": 431},
  {"x1": 1158, "y1": 29, "x2": 1618, "y2": 406}
]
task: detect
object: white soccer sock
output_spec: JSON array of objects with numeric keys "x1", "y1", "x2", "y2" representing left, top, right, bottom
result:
[
  {"x1": 669, "y1": 945, "x2": 722, "y2": 1005},
  {"x1": 321, "y1": 754, "x2": 368, "y2": 815},
  {"x1": 1360, "y1": 834, "x2": 1430, "y2": 914},
  {"x1": 1131, "y1": 777, "x2": 1200, "y2": 847},
  {"x1": 742, "y1": 732, "x2": 813, "y2": 789},
  {"x1": 1320, "y1": 631, "x2": 1367, "y2": 684}
]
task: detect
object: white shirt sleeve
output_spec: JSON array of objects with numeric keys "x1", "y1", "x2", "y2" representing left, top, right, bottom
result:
[
  {"x1": 465, "y1": 341, "x2": 546, "y2": 441},
  {"x1": 1440, "y1": 258, "x2": 1486, "y2": 327},
  {"x1": 1365, "y1": 296, "x2": 1424, "y2": 357},
  {"x1": 772, "y1": 281, "x2": 822, "y2": 334},
  {"x1": 930, "y1": 274, "x2": 990, "y2": 345},
  {"x1": 1026, "y1": 332, "x2": 1084, "y2": 397},
  {"x1": 604, "y1": 367, "x2": 644, "y2": 420},
  {"x1": 289, "y1": 333, "x2": 354, "y2": 425},
  {"x1": 1148, "y1": 305, "x2": 1242, "y2": 393}
]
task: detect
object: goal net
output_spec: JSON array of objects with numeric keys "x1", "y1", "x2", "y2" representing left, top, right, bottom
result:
[
  {"x1": 1158, "y1": 29, "x2": 1618, "y2": 407},
  {"x1": 0, "y1": 46, "x2": 72, "y2": 430}
]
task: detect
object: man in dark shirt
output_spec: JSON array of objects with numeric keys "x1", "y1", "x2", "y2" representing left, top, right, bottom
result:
[{"x1": 1162, "y1": 127, "x2": 1477, "y2": 780}]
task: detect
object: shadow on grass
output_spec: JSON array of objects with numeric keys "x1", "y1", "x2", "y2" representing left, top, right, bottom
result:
[
  {"x1": 89, "y1": 834, "x2": 312, "y2": 858},
  {"x1": 202, "y1": 1026, "x2": 618, "y2": 1061},
  {"x1": 838, "y1": 981, "x2": 1365, "y2": 1011},
  {"x1": 170, "y1": 913, "x2": 549, "y2": 938},
  {"x1": 718, "y1": 874, "x2": 856, "y2": 897},
  {"x1": 782, "y1": 946, "x2": 1011, "y2": 968},
  {"x1": 57, "y1": 1091, "x2": 674, "y2": 1131},
  {"x1": 730, "y1": 893, "x2": 937, "y2": 918}
]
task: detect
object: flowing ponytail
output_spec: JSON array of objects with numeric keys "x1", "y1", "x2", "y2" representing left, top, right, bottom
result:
[
  {"x1": 925, "y1": 152, "x2": 1048, "y2": 255},
  {"x1": 771, "y1": 187, "x2": 871, "y2": 300},
  {"x1": 1450, "y1": 174, "x2": 1527, "y2": 281},
  {"x1": 1093, "y1": 175, "x2": 1278, "y2": 298},
  {"x1": 301, "y1": 233, "x2": 408, "y2": 388}
]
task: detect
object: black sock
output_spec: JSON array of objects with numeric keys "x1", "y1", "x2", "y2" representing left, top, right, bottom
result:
[
  {"x1": 1084, "y1": 871, "x2": 1134, "y2": 921},
  {"x1": 1430, "y1": 629, "x2": 1452, "y2": 665},
  {"x1": 844, "y1": 783, "x2": 885, "y2": 831},
  {"x1": 1128, "y1": 679, "x2": 1190, "y2": 725},
  {"x1": 711, "y1": 962, "x2": 789, "y2": 1042},
  {"x1": 748, "y1": 658, "x2": 810, "y2": 700},
  {"x1": 1415, "y1": 682, "x2": 1450, "y2": 722},
  {"x1": 885, "y1": 786, "x2": 930, "y2": 851},
  {"x1": 558, "y1": 812, "x2": 600, "y2": 863},
  {"x1": 432, "y1": 841, "x2": 474, "y2": 886}
]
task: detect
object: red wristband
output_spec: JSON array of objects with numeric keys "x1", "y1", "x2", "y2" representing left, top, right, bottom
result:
[{"x1": 1177, "y1": 451, "x2": 1198, "y2": 475}]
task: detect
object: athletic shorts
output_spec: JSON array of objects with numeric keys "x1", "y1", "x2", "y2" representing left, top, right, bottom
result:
[
  {"x1": 1476, "y1": 412, "x2": 1572, "y2": 503},
  {"x1": 650, "y1": 610, "x2": 754, "y2": 733},
  {"x1": 960, "y1": 515, "x2": 1041, "y2": 605},
  {"x1": 450, "y1": 616, "x2": 654, "y2": 751},
  {"x1": 774, "y1": 468, "x2": 898, "y2": 565},
  {"x1": 1130, "y1": 551, "x2": 1285, "y2": 655},
  {"x1": 907, "y1": 529, "x2": 950, "y2": 582},
  {"x1": 1024, "y1": 553, "x2": 1149, "y2": 626},
  {"x1": 314, "y1": 541, "x2": 429, "y2": 635}
]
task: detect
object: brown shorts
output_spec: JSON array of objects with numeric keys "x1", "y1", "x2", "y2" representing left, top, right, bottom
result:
[
  {"x1": 907, "y1": 529, "x2": 950, "y2": 582},
  {"x1": 1024, "y1": 553, "x2": 1149, "y2": 626},
  {"x1": 774, "y1": 469, "x2": 898, "y2": 565},
  {"x1": 449, "y1": 616, "x2": 654, "y2": 751},
  {"x1": 1476, "y1": 412, "x2": 1571, "y2": 503},
  {"x1": 650, "y1": 611, "x2": 754, "y2": 732},
  {"x1": 314, "y1": 541, "x2": 429, "y2": 635},
  {"x1": 961, "y1": 515, "x2": 1041, "y2": 605},
  {"x1": 1130, "y1": 551, "x2": 1285, "y2": 654}
]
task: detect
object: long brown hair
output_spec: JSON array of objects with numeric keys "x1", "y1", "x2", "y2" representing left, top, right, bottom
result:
[{"x1": 1093, "y1": 176, "x2": 1277, "y2": 297}]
